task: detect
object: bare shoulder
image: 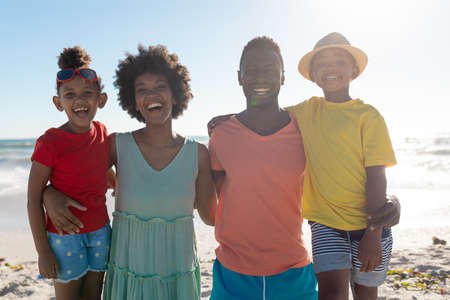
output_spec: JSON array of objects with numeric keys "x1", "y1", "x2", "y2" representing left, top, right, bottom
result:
[
  {"x1": 197, "y1": 143, "x2": 210, "y2": 159},
  {"x1": 109, "y1": 132, "x2": 117, "y2": 142}
]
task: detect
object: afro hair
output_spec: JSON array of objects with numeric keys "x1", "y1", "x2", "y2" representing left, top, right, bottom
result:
[{"x1": 114, "y1": 45, "x2": 193, "y2": 122}]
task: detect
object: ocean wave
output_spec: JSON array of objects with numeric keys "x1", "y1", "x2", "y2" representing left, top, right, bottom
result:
[
  {"x1": 412, "y1": 147, "x2": 450, "y2": 157},
  {"x1": 0, "y1": 141, "x2": 35, "y2": 149},
  {"x1": 0, "y1": 165, "x2": 29, "y2": 197},
  {"x1": 387, "y1": 171, "x2": 450, "y2": 190},
  {"x1": 416, "y1": 160, "x2": 450, "y2": 172},
  {"x1": 395, "y1": 135, "x2": 450, "y2": 158},
  {"x1": 424, "y1": 149, "x2": 450, "y2": 156},
  {"x1": 0, "y1": 157, "x2": 31, "y2": 168},
  {"x1": 400, "y1": 135, "x2": 450, "y2": 146},
  {"x1": 433, "y1": 137, "x2": 450, "y2": 145}
]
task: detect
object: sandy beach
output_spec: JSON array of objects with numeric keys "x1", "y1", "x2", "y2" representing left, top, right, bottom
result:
[
  {"x1": 1, "y1": 222, "x2": 448, "y2": 300},
  {"x1": 1, "y1": 147, "x2": 449, "y2": 299},
  {"x1": 1, "y1": 130, "x2": 449, "y2": 299}
]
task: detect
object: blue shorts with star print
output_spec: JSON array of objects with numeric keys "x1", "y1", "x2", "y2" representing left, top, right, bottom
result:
[{"x1": 47, "y1": 223, "x2": 111, "y2": 283}]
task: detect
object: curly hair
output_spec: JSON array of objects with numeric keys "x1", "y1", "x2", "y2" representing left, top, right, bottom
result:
[
  {"x1": 114, "y1": 45, "x2": 193, "y2": 122},
  {"x1": 56, "y1": 46, "x2": 103, "y2": 93},
  {"x1": 239, "y1": 36, "x2": 284, "y2": 71}
]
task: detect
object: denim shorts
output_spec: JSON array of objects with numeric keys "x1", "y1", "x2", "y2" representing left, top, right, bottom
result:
[
  {"x1": 309, "y1": 221, "x2": 393, "y2": 287},
  {"x1": 47, "y1": 223, "x2": 111, "y2": 283},
  {"x1": 210, "y1": 259, "x2": 318, "y2": 300}
]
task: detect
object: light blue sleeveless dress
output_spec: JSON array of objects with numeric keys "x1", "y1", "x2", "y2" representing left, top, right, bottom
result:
[{"x1": 103, "y1": 133, "x2": 200, "y2": 300}]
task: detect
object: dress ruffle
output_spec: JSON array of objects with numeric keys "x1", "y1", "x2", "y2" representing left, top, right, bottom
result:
[{"x1": 103, "y1": 211, "x2": 200, "y2": 300}]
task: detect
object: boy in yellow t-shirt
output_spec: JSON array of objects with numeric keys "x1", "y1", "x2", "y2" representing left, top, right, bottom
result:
[{"x1": 287, "y1": 32, "x2": 396, "y2": 300}]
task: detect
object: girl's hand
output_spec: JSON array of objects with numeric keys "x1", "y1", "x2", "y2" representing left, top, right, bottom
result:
[
  {"x1": 43, "y1": 186, "x2": 86, "y2": 235},
  {"x1": 207, "y1": 114, "x2": 234, "y2": 136},
  {"x1": 106, "y1": 167, "x2": 117, "y2": 197},
  {"x1": 38, "y1": 250, "x2": 59, "y2": 279},
  {"x1": 358, "y1": 230, "x2": 382, "y2": 272}
]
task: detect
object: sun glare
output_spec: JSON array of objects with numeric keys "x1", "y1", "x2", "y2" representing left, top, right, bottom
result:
[{"x1": 312, "y1": 0, "x2": 432, "y2": 37}]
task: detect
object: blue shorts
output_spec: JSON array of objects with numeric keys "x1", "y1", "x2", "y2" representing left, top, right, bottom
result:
[
  {"x1": 210, "y1": 259, "x2": 318, "y2": 300},
  {"x1": 309, "y1": 221, "x2": 393, "y2": 287},
  {"x1": 47, "y1": 223, "x2": 111, "y2": 283}
]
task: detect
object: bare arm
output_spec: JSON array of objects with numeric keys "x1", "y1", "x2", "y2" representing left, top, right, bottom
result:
[
  {"x1": 107, "y1": 133, "x2": 118, "y2": 195},
  {"x1": 42, "y1": 186, "x2": 86, "y2": 234},
  {"x1": 211, "y1": 170, "x2": 225, "y2": 196},
  {"x1": 109, "y1": 133, "x2": 118, "y2": 168},
  {"x1": 27, "y1": 162, "x2": 58, "y2": 278},
  {"x1": 366, "y1": 166, "x2": 387, "y2": 220},
  {"x1": 194, "y1": 144, "x2": 217, "y2": 226},
  {"x1": 359, "y1": 165, "x2": 386, "y2": 272}
]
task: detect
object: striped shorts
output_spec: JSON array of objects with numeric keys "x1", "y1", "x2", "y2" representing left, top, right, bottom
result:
[{"x1": 309, "y1": 221, "x2": 393, "y2": 287}]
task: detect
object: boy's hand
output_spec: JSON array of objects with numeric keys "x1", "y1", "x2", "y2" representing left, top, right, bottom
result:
[
  {"x1": 38, "y1": 250, "x2": 59, "y2": 279},
  {"x1": 358, "y1": 230, "x2": 382, "y2": 272},
  {"x1": 207, "y1": 114, "x2": 234, "y2": 136},
  {"x1": 367, "y1": 195, "x2": 400, "y2": 231}
]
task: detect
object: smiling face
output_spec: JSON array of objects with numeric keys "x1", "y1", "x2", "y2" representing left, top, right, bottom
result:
[
  {"x1": 310, "y1": 47, "x2": 358, "y2": 94},
  {"x1": 53, "y1": 76, "x2": 106, "y2": 133},
  {"x1": 134, "y1": 72, "x2": 175, "y2": 126},
  {"x1": 239, "y1": 48, "x2": 284, "y2": 108}
]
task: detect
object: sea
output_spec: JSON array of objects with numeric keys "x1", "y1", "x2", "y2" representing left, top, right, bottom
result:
[{"x1": 0, "y1": 133, "x2": 449, "y2": 233}]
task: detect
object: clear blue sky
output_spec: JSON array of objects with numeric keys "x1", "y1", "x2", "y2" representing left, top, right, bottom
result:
[{"x1": 1, "y1": 0, "x2": 449, "y2": 139}]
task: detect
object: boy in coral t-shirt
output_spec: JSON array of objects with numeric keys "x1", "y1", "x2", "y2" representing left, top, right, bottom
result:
[{"x1": 209, "y1": 37, "x2": 318, "y2": 300}]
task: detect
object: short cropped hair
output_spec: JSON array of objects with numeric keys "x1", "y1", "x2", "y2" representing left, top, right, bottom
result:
[
  {"x1": 239, "y1": 36, "x2": 284, "y2": 71},
  {"x1": 115, "y1": 45, "x2": 193, "y2": 122}
]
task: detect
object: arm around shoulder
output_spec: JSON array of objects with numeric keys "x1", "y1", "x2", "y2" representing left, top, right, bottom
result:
[{"x1": 195, "y1": 143, "x2": 217, "y2": 226}]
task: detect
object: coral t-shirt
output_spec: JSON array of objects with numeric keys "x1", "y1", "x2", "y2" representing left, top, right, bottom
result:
[
  {"x1": 31, "y1": 121, "x2": 110, "y2": 234},
  {"x1": 209, "y1": 115, "x2": 311, "y2": 276}
]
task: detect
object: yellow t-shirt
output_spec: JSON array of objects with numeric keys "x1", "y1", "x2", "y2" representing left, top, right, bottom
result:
[{"x1": 286, "y1": 97, "x2": 396, "y2": 230}]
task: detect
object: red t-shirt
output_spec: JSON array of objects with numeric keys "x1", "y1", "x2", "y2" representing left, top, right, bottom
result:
[{"x1": 31, "y1": 121, "x2": 110, "y2": 234}]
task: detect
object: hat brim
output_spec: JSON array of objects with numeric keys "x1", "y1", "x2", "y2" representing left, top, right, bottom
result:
[{"x1": 298, "y1": 44, "x2": 368, "y2": 81}]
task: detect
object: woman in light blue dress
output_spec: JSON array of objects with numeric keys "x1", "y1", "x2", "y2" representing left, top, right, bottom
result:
[{"x1": 101, "y1": 45, "x2": 216, "y2": 299}]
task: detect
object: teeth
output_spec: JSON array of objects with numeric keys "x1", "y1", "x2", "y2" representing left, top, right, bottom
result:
[
  {"x1": 74, "y1": 107, "x2": 88, "y2": 112},
  {"x1": 253, "y1": 88, "x2": 270, "y2": 95},
  {"x1": 326, "y1": 75, "x2": 338, "y2": 80},
  {"x1": 147, "y1": 103, "x2": 162, "y2": 110}
]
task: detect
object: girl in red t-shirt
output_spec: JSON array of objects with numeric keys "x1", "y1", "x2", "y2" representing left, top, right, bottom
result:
[{"x1": 28, "y1": 46, "x2": 111, "y2": 300}]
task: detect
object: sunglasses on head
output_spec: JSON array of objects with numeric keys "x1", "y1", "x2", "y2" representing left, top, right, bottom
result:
[{"x1": 56, "y1": 68, "x2": 98, "y2": 83}]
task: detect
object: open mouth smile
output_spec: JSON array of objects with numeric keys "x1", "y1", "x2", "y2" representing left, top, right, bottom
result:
[
  {"x1": 72, "y1": 107, "x2": 89, "y2": 117},
  {"x1": 322, "y1": 74, "x2": 342, "y2": 82},
  {"x1": 146, "y1": 103, "x2": 163, "y2": 111},
  {"x1": 252, "y1": 88, "x2": 271, "y2": 96},
  {"x1": 74, "y1": 107, "x2": 88, "y2": 112}
]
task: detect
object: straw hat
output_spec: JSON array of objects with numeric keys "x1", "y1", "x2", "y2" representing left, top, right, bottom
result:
[{"x1": 298, "y1": 32, "x2": 368, "y2": 81}]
